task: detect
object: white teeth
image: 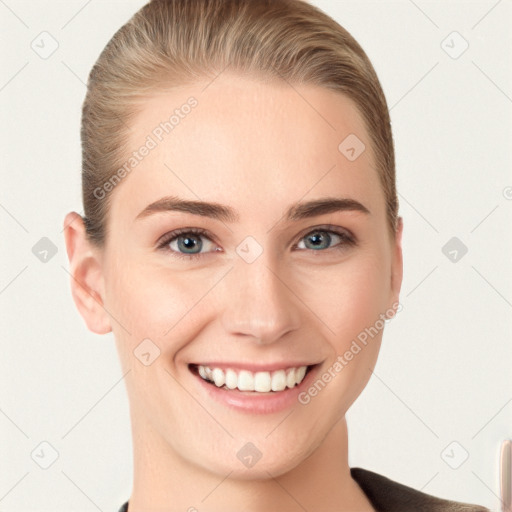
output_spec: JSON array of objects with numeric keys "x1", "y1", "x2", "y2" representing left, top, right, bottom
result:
[
  {"x1": 238, "y1": 370, "x2": 254, "y2": 391},
  {"x1": 286, "y1": 368, "x2": 296, "y2": 388},
  {"x1": 254, "y1": 372, "x2": 272, "y2": 392},
  {"x1": 195, "y1": 365, "x2": 309, "y2": 392},
  {"x1": 212, "y1": 368, "x2": 225, "y2": 387},
  {"x1": 225, "y1": 368, "x2": 238, "y2": 389},
  {"x1": 296, "y1": 366, "x2": 307, "y2": 382},
  {"x1": 271, "y1": 370, "x2": 286, "y2": 391},
  {"x1": 198, "y1": 366, "x2": 207, "y2": 380}
]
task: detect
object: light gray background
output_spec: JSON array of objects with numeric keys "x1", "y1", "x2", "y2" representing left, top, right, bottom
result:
[{"x1": 1, "y1": 1, "x2": 511, "y2": 510}]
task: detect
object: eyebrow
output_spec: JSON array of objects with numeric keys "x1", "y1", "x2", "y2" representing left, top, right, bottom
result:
[{"x1": 135, "y1": 195, "x2": 370, "y2": 223}]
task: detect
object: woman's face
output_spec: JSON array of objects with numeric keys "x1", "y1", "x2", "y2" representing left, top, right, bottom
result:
[{"x1": 96, "y1": 73, "x2": 402, "y2": 478}]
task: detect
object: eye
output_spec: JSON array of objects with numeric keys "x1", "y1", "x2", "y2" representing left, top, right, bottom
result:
[
  {"x1": 156, "y1": 228, "x2": 220, "y2": 260},
  {"x1": 294, "y1": 226, "x2": 356, "y2": 253}
]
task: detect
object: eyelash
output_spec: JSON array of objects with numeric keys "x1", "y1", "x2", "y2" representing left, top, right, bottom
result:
[{"x1": 156, "y1": 225, "x2": 356, "y2": 261}]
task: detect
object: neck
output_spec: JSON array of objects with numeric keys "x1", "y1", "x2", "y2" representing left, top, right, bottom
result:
[{"x1": 127, "y1": 417, "x2": 373, "y2": 512}]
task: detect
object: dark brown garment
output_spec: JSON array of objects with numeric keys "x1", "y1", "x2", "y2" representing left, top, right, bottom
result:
[
  {"x1": 350, "y1": 467, "x2": 491, "y2": 511},
  {"x1": 117, "y1": 466, "x2": 491, "y2": 511}
]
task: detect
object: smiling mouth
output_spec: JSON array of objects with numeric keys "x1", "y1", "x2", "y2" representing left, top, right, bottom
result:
[{"x1": 189, "y1": 364, "x2": 315, "y2": 393}]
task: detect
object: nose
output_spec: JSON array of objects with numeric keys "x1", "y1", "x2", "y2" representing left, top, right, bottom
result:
[{"x1": 219, "y1": 254, "x2": 302, "y2": 345}]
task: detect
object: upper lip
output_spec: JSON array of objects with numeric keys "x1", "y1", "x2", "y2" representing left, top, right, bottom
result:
[{"x1": 189, "y1": 362, "x2": 320, "y2": 372}]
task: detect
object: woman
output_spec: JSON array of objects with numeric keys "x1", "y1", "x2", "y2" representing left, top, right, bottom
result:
[{"x1": 63, "y1": 0, "x2": 490, "y2": 510}]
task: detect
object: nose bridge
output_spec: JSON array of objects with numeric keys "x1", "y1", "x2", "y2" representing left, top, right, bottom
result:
[{"x1": 220, "y1": 250, "x2": 301, "y2": 344}]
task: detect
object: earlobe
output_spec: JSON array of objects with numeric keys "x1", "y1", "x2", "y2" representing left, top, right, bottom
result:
[{"x1": 63, "y1": 212, "x2": 112, "y2": 335}]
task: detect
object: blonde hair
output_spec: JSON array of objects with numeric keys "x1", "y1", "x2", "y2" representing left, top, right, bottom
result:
[{"x1": 81, "y1": 0, "x2": 398, "y2": 245}]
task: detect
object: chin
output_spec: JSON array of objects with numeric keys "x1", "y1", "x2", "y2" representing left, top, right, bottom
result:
[{"x1": 190, "y1": 431, "x2": 319, "y2": 481}]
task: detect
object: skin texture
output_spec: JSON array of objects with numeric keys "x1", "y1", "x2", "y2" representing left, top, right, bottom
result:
[{"x1": 64, "y1": 73, "x2": 403, "y2": 512}]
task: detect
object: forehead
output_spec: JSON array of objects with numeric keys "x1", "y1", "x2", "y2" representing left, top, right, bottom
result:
[{"x1": 109, "y1": 73, "x2": 384, "y2": 225}]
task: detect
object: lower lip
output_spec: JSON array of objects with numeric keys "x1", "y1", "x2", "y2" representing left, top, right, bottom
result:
[{"x1": 191, "y1": 365, "x2": 320, "y2": 414}]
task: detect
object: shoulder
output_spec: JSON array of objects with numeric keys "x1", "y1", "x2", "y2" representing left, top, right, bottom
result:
[{"x1": 350, "y1": 467, "x2": 491, "y2": 512}]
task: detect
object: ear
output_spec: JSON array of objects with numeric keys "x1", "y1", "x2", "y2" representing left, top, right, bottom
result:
[
  {"x1": 388, "y1": 216, "x2": 403, "y2": 314},
  {"x1": 63, "y1": 212, "x2": 112, "y2": 334}
]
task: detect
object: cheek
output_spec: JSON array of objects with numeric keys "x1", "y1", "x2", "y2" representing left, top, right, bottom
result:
[
  {"x1": 103, "y1": 255, "x2": 209, "y2": 348},
  {"x1": 298, "y1": 248, "x2": 390, "y2": 364},
  {"x1": 297, "y1": 254, "x2": 390, "y2": 415},
  {"x1": 310, "y1": 251, "x2": 391, "y2": 343}
]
